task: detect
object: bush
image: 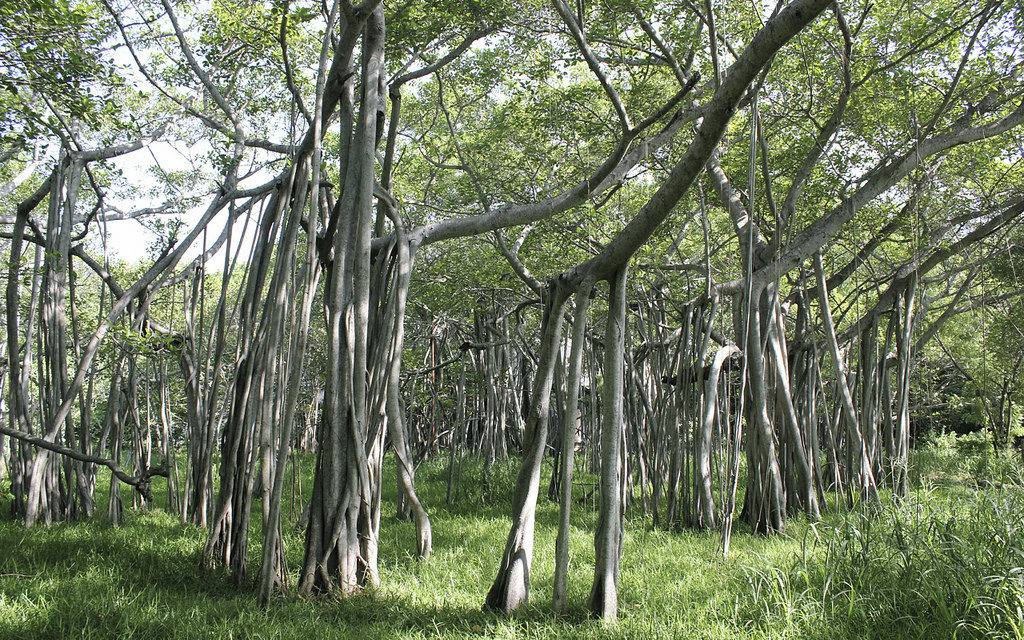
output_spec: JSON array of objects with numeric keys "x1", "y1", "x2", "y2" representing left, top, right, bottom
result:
[{"x1": 910, "y1": 432, "x2": 1022, "y2": 489}]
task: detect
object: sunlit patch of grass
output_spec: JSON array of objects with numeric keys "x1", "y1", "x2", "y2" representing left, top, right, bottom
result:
[{"x1": 1, "y1": 447, "x2": 1022, "y2": 638}]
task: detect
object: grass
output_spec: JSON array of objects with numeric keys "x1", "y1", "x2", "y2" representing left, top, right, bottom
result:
[{"x1": 1, "y1": 441, "x2": 1023, "y2": 639}]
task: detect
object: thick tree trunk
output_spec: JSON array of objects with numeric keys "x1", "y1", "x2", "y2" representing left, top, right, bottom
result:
[
  {"x1": 299, "y1": 6, "x2": 383, "y2": 595},
  {"x1": 485, "y1": 283, "x2": 569, "y2": 613}
]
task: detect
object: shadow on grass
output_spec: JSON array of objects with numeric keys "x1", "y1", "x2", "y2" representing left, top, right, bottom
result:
[
  {"x1": 0, "y1": 502, "x2": 605, "y2": 640},
  {"x1": 0, "y1": 512, "x2": 234, "y2": 598}
]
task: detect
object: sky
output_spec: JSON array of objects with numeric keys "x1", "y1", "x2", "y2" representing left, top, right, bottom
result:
[
  {"x1": 98, "y1": 137, "x2": 262, "y2": 270},
  {"x1": 93, "y1": 3, "x2": 263, "y2": 270}
]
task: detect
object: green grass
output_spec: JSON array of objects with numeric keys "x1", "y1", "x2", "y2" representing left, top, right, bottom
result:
[{"x1": 1, "y1": 445, "x2": 1023, "y2": 639}]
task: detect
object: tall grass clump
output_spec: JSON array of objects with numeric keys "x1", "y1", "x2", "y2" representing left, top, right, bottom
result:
[{"x1": 744, "y1": 485, "x2": 1024, "y2": 639}]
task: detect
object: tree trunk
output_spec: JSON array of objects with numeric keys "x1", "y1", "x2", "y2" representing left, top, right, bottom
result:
[
  {"x1": 485, "y1": 282, "x2": 569, "y2": 613},
  {"x1": 590, "y1": 266, "x2": 628, "y2": 621}
]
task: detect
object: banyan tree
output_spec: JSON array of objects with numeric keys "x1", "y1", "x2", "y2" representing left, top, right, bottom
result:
[{"x1": 3, "y1": 0, "x2": 1024, "y2": 624}]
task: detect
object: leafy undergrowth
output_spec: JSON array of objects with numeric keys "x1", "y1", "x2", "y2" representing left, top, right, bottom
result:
[{"x1": 1, "y1": 447, "x2": 1022, "y2": 639}]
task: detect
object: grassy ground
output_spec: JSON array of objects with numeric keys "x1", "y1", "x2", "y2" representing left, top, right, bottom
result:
[{"x1": 1, "y1": 442, "x2": 1022, "y2": 639}]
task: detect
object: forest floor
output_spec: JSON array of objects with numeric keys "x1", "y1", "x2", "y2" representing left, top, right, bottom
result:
[{"x1": 1, "y1": 436, "x2": 1023, "y2": 640}]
